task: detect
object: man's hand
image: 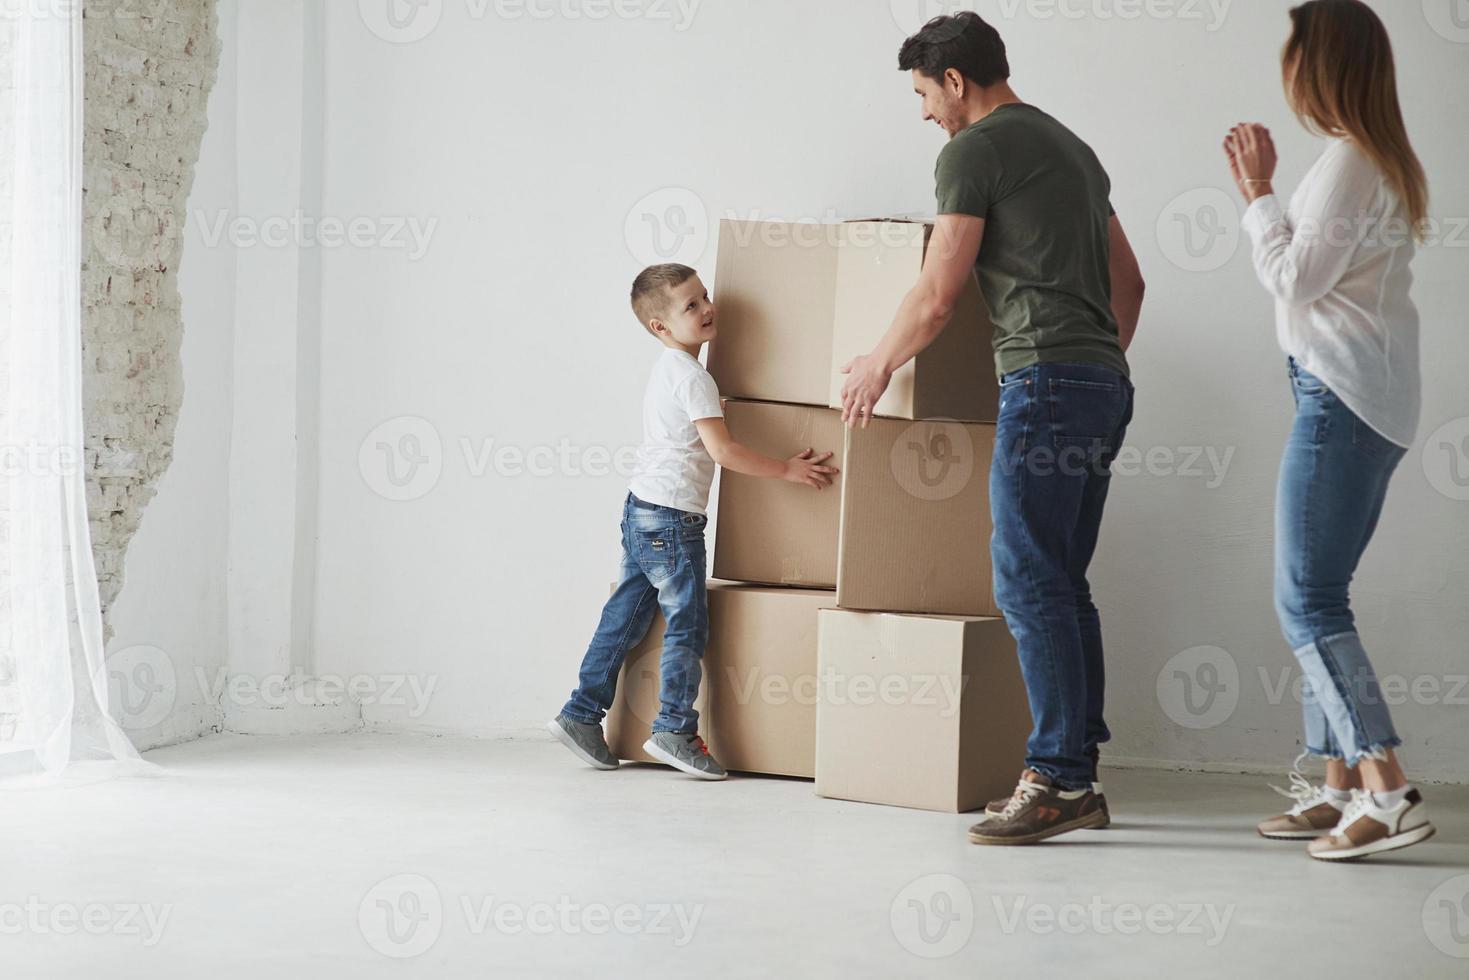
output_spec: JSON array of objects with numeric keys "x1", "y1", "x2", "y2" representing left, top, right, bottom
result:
[
  {"x1": 836, "y1": 214, "x2": 983, "y2": 430},
  {"x1": 783, "y1": 448, "x2": 839, "y2": 490},
  {"x1": 839, "y1": 354, "x2": 892, "y2": 430}
]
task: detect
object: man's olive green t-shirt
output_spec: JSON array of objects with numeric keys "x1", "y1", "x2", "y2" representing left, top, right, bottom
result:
[{"x1": 935, "y1": 103, "x2": 1129, "y2": 380}]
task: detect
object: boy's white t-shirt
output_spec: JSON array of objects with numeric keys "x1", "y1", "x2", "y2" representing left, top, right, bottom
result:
[{"x1": 627, "y1": 348, "x2": 724, "y2": 515}]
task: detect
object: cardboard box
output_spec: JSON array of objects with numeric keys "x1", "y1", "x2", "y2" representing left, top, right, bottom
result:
[
  {"x1": 837, "y1": 416, "x2": 998, "y2": 617},
  {"x1": 707, "y1": 220, "x2": 839, "y2": 407},
  {"x1": 827, "y1": 219, "x2": 997, "y2": 422},
  {"x1": 705, "y1": 583, "x2": 832, "y2": 778},
  {"x1": 712, "y1": 400, "x2": 845, "y2": 588},
  {"x1": 814, "y1": 609, "x2": 1028, "y2": 812},
  {"x1": 707, "y1": 218, "x2": 996, "y2": 421},
  {"x1": 605, "y1": 581, "x2": 834, "y2": 778}
]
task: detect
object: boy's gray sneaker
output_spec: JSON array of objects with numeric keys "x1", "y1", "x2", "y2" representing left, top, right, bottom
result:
[
  {"x1": 642, "y1": 732, "x2": 727, "y2": 781},
  {"x1": 547, "y1": 715, "x2": 619, "y2": 770}
]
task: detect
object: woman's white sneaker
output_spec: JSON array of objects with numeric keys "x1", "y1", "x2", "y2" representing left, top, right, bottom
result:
[
  {"x1": 1257, "y1": 766, "x2": 1348, "y2": 839},
  {"x1": 1307, "y1": 788, "x2": 1435, "y2": 861}
]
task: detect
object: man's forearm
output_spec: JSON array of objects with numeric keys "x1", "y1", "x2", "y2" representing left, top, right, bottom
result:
[{"x1": 872, "y1": 284, "x2": 953, "y2": 374}]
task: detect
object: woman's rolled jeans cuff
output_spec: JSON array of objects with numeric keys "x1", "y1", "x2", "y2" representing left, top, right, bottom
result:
[
  {"x1": 1302, "y1": 742, "x2": 1399, "y2": 766},
  {"x1": 1294, "y1": 631, "x2": 1402, "y2": 768}
]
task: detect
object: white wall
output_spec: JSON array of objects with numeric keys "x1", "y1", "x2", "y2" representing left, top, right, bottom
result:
[{"x1": 224, "y1": 1, "x2": 1467, "y2": 777}]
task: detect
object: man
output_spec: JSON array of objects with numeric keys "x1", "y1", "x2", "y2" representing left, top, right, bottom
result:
[{"x1": 840, "y1": 12, "x2": 1145, "y2": 846}]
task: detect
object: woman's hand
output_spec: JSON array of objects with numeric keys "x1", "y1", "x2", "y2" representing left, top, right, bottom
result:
[{"x1": 1224, "y1": 123, "x2": 1277, "y2": 203}]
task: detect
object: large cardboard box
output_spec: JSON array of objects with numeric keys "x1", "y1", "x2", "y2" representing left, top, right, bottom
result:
[
  {"x1": 605, "y1": 581, "x2": 834, "y2": 778},
  {"x1": 814, "y1": 609, "x2": 1028, "y2": 812},
  {"x1": 827, "y1": 219, "x2": 997, "y2": 422},
  {"x1": 707, "y1": 218, "x2": 996, "y2": 421},
  {"x1": 706, "y1": 220, "x2": 839, "y2": 408},
  {"x1": 712, "y1": 400, "x2": 845, "y2": 588},
  {"x1": 837, "y1": 416, "x2": 998, "y2": 617}
]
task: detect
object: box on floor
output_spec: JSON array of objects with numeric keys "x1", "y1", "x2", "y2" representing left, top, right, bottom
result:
[
  {"x1": 605, "y1": 581, "x2": 834, "y2": 778},
  {"x1": 814, "y1": 608, "x2": 1028, "y2": 813}
]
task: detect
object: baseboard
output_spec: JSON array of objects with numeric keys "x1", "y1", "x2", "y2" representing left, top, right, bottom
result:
[{"x1": 1100, "y1": 753, "x2": 1466, "y2": 786}]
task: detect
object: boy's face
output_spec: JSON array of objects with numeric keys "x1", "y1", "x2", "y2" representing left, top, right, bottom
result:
[
  {"x1": 650, "y1": 275, "x2": 717, "y2": 349},
  {"x1": 913, "y1": 69, "x2": 967, "y2": 137}
]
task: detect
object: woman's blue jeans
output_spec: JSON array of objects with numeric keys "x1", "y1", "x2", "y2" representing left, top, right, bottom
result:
[{"x1": 1275, "y1": 359, "x2": 1405, "y2": 765}]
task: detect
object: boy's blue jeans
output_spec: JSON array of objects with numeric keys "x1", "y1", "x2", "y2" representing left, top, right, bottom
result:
[
  {"x1": 990, "y1": 361, "x2": 1135, "y2": 791},
  {"x1": 561, "y1": 492, "x2": 709, "y2": 735},
  {"x1": 1275, "y1": 358, "x2": 1404, "y2": 765}
]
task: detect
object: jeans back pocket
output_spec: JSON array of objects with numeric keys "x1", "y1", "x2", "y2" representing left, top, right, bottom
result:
[{"x1": 1047, "y1": 377, "x2": 1127, "y2": 455}]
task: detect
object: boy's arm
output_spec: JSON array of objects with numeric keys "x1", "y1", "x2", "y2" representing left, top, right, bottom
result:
[
  {"x1": 694, "y1": 417, "x2": 838, "y2": 491},
  {"x1": 1108, "y1": 214, "x2": 1145, "y2": 352}
]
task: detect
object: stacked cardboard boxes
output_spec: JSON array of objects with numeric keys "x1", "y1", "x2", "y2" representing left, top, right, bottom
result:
[{"x1": 607, "y1": 218, "x2": 1028, "y2": 809}]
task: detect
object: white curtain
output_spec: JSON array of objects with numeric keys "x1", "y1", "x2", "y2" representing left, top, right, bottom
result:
[{"x1": 0, "y1": 1, "x2": 152, "y2": 784}]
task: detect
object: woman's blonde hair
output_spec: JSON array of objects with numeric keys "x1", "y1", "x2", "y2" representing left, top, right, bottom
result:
[{"x1": 1283, "y1": 0, "x2": 1428, "y2": 240}]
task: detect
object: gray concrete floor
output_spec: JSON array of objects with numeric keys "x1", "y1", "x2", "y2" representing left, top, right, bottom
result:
[{"x1": 2, "y1": 733, "x2": 1466, "y2": 978}]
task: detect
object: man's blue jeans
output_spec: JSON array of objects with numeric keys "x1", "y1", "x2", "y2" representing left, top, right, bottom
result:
[
  {"x1": 561, "y1": 492, "x2": 709, "y2": 735},
  {"x1": 990, "y1": 361, "x2": 1134, "y2": 790},
  {"x1": 1275, "y1": 358, "x2": 1404, "y2": 765}
]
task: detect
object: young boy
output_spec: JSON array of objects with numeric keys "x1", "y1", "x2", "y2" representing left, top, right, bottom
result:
[{"x1": 548, "y1": 263, "x2": 838, "y2": 779}]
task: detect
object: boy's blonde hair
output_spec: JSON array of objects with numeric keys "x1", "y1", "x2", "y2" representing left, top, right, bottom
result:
[{"x1": 630, "y1": 263, "x2": 697, "y2": 336}]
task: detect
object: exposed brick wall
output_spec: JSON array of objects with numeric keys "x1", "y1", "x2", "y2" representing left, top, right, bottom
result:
[{"x1": 81, "y1": 0, "x2": 220, "y2": 625}]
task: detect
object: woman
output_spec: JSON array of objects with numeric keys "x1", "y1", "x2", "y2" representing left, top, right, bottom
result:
[{"x1": 1226, "y1": 0, "x2": 1434, "y2": 861}]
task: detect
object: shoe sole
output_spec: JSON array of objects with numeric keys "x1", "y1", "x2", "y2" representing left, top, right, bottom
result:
[
  {"x1": 968, "y1": 807, "x2": 1108, "y2": 845},
  {"x1": 1258, "y1": 827, "x2": 1329, "y2": 840},
  {"x1": 1309, "y1": 823, "x2": 1436, "y2": 862},
  {"x1": 641, "y1": 737, "x2": 727, "y2": 781},
  {"x1": 546, "y1": 720, "x2": 618, "y2": 771}
]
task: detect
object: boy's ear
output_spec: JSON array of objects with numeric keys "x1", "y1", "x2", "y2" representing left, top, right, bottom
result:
[{"x1": 647, "y1": 317, "x2": 666, "y2": 336}]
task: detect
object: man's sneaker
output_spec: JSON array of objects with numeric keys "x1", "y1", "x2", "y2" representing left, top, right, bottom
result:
[
  {"x1": 984, "y1": 781, "x2": 1110, "y2": 827},
  {"x1": 642, "y1": 732, "x2": 727, "y2": 781},
  {"x1": 984, "y1": 760, "x2": 1110, "y2": 830},
  {"x1": 968, "y1": 770, "x2": 1107, "y2": 845},
  {"x1": 547, "y1": 715, "x2": 619, "y2": 770},
  {"x1": 1257, "y1": 766, "x2": 1347, "y2": 839},
  {"x1": 1307, "y1": 789, "x2": 1436, "y2": 861}
]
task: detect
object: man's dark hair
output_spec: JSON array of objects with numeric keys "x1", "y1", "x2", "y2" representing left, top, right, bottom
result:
[{"x1": 897, "y1": 12, "x2": 1009, "y2": 87}]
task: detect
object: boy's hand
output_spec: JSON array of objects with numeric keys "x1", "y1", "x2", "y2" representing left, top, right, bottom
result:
[{"x1": 783, "y1": 448, "x2": 839, "y2": 490}]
